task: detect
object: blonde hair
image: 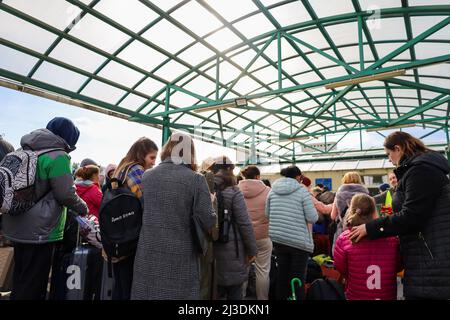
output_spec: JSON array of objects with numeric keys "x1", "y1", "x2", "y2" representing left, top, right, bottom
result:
[
  {"x1": 345, "y1": 193, "x2": 376, "y2": 227},
  {"x1": 160, "y1": 132, "x2": 197, "y2": 171},
  {"x1": 342, "y1": 171, "x2": 362, "y2": 184}
]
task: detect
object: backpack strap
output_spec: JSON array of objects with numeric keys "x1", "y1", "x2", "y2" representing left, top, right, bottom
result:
[
  {"x1": 111, "y1": 164, "x2": 135, "y2": 189},
  {"x1": 229, "y1": 190, "x2": 239, "y2": 259}
]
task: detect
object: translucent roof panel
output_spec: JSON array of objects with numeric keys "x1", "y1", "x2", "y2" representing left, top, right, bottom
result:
[
  {"x1": 68, "y1": 14, "x2": 130, "y2": 54},
  {"x1": 95, "y1": 0, "x2": 159, "y2": 33},
  {"x1": 0, "y1": 10, "x2": 58, "y2": 53},
  {"x1": 98, "y1": 61, "x2": 145, "y2": 88},
  {"x1": 0, "y1": 1, "x2": 448, "y2": 164},
  {"x1": 141, "y1": 18, "x2": 195, "y2": 55},
  {"x1": 171, "y1": 1, "x2": 223, "y2": 37},
  {"x1": 32, "y1": 61, "x2": 88, "y2": 92},
  {"x1": 0, "y1": 45, "x2": 38, "y2": 75},
  {"x1": 205, "y1": 27, "x2": 242, "y2": 53},
  {"x1": 117, "y1": 39, "x2": 167, "y2": 73},
  {"x1": 233, "y1": 13, "x2": 274, "y2": 40},
  {"x1": 4, "y1": 0, "x2": 82, "y2": 31},
  {"x1": 205, "y1": 0, "x2": 258, "y2": 23}
]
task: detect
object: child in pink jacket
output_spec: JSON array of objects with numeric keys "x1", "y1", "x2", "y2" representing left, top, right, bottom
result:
[{"x1": 333, "y1": 193, "x2": 400, "y2": 300}]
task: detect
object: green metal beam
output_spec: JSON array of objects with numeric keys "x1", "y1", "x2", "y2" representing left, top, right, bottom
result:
[
  {"x1": 366, "y1": 16, "x2": 450, "y2": 70},
  {"x1": 385, "y1": 78, "x2": 450, "y2": 96},
  {"x1": 389, "y1": 94, "x2": 450, "y2": 126},
  {"x1": 292, "y1": 85, "x2": 356, "y2": 136},
  {"x1": 144, "y1": 54, "x2": 450, "y2": 119}
]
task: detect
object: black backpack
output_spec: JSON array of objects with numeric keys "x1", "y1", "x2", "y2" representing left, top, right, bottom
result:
[
  {"x1": 306, "y1": 278, "x2": 346, "y2": 300},
  {"x1": 215, "y1": 186, "x2": 237, "y2": 244},
  {"x1": 214, "y1": 186, "x2": 240, "y2": 257},
  {"x1": 99, "y1": 168, "x2": 142, "y2": 258}
]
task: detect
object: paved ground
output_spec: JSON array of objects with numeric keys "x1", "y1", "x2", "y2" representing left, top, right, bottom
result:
[{"x1": 0, "y1": 246, "x2": 13, "y2": 299}]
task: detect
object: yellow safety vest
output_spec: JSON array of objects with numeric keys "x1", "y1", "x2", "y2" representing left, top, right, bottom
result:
[{"x1": 385, "y1": 189, "x2": 392, "y2": 208}]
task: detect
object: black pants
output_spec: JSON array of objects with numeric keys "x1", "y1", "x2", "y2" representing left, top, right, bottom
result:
[
  {"x1": 11, "y1": 242, "x2": 56, "y2": 300},
  {"x1": 273, "y1": 242, "x2": 309, "y2": 300},
  {"x1": 217, "y1": 284, "x2": 244, "y2": 300},
  {"x1": 112, "y1": 253, "x2": 135, "y2": 300}
]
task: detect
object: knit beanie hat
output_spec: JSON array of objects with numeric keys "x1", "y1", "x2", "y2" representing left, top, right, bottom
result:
[{"x1": 46, "y1": 117, "x2": 80, "y2": 151}]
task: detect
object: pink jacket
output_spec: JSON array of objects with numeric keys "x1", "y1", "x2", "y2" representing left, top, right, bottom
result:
[
  {"x1": 333, "y1": 229, "x2": 400, "y2": 300},
  {"x1": 238, "y1": 179, "x2": 270, "y2": 240}
]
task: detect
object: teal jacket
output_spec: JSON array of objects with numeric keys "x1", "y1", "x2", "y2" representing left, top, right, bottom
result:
[
  {"x1": 3, "y1": 129, "x2": 88, "y2": 243},
  {"x1": 265, "y1": 177, "x2": 318, "y2": 253}
]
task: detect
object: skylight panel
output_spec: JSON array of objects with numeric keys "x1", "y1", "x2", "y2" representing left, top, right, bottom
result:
[
  {"x1": 142, "y1": 19, "x2": 195, "y2": 55},
  {"x1": 32, "y1": 61, "x2": 87, "y2": 92},
  {"x1": 205, "y1": 27, "x2": 242, "y2": 53},
  {"x1": 69, "y1": 13, "x2": 130, "y2": 54},
  {"x1": 0, "y1": 10, "x2": 57, "y2": 54},
  {"x1": 98, "y1": 60, "x2": 145, "y2": 88},
  {"x1": 369, "y1": 18, "x2": 407, "y2": 42},
  {"x1": 95, "y1": 0, "x2": 158, "y2": 33},
  {"x1": 4, "y1": 0, "x2": 82, "y2": 31},
  {"x1": 171, "y1": 1, "x2": 223, "y2": 37},
  {"x1": 80, "y1": 79, "x2": 127, "y2": 105},
  {"x1": 267, "y1": 1, "x2": 311, "y2": 27},
  {"x1": 178, "y1": 43, "x2": 216, "y2": 67},
  {"x1": 118, "y1": 94, "x2": 147, "y2": 111},
  {"x1": 49, "y1": 39, "x2": 106, "y2": 73},
  {"x1": 154, "y1": 59, "x2": 190, "y2": 82},
  {"x1": 309, "y1": 0, "x2": 355, "y2": 18},
  {"x1": 233, "y1": 13, "x2": 274, "y2": 40},
  {"x1": 117, "y1": 39, "x2": 167, "y2": 73},
  {"x1": 0, "y1": 44, "x2": 38, "y2": 75},
  {"x1": 205, "y1": 0, "x2": 258, "y2": 23}
]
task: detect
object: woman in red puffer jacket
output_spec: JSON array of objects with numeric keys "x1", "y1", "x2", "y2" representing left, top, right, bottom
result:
[
  {"x1": 333, "y1": 193, "x2": 400, "y2": 300},
  {"x1": 75, "y1": 165, "x2": 103, "y2": 221}
]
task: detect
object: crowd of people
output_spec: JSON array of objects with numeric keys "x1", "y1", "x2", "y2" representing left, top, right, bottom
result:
[{"x1": 1, "y1": 117, "x2": 450, "y2": 300}]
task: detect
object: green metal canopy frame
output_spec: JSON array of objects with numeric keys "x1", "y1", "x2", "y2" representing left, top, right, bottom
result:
[{"x1": 0, "y1": 0, "x2": 449, "y2": 164}]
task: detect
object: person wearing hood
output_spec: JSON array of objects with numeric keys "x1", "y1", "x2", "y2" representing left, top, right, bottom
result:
[
  {"x1": 349, "y1": 131, "x2": 450, "y2": 299},
  {"x1": 2, "y1": 117, "x2": 88, "y2": 300},
  {"x1": 329, "y1": 172, "x2": 369, "y2": 254},
  {"x1": 210, "y1": 156, "x2": 257, "y2": 300},
  {"x1": 101, "y1": 163, "x2": 117, "y2": 194},
  {"x1": 265, "y1": 165, "x2": 318, "y2": 300},
  {"x1": 238, "y1": 165, "x2": 271, "y2": 300}
]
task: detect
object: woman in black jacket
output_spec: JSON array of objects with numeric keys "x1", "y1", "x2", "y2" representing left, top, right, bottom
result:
[{"x1": 349, "y1": 131, "x2": 450, "y2": 299}]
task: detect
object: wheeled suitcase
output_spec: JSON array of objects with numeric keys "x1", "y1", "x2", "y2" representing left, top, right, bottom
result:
[
  {"x1": 50, "y1": 242, "x2": 103, "y2": 300},
  {"x1": 100, "y1": 259, "x2": 115, "y2": 300}
]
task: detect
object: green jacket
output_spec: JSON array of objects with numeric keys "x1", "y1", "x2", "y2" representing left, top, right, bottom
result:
[{"x1": 3, "y1": 129, "x2": 88, "y2": 243}]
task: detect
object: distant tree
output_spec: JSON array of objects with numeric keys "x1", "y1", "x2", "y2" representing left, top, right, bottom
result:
[{"x1": 72, "y1": 162, "x2": 79, "y2": 173}]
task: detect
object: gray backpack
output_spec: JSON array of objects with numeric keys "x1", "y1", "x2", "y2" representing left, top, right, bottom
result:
[{"x1": 0, "y1": 149, "x2": 56, "y2": 215}]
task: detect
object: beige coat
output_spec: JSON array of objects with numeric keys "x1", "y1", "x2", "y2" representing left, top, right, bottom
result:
[{"x1": 238, "y1": 179, "x2": 271, "y2": 240}]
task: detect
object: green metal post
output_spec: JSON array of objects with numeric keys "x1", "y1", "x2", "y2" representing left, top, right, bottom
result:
[
  {"x1": 162, "y1": 87, "x2": 171, "y2": 145},
  {"x1": 446, "y1": 127, "x2": 450, "y2": 169},
  {"x1": 216, "y1": 56, "x2": 220, "y2": 100},
  {"x1": 387, "y1": 89, "x2": 391, "y2": 121},
  {"x1": 277, "y1": 31, "x2": 282, "y2": 90},
  {"x1": 251, "y1": 125, "x2": 256, "y2": 164},
  {"x1": 360, "y1": 123, "x2": 363, "y2": 150},
  {"x1": 358, "y1": 15, "x2": 364, "y2": 70}
]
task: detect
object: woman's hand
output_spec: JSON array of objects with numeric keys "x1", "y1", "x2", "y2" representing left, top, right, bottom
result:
[
  {"x1": 348, "y1": 224, "x2": 367, "y2": 243},
  {"x1": 247, "y1": 255, "x2": 256, "y2": 265}
]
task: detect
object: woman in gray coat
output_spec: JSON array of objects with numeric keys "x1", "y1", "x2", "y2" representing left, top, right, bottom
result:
[
  {"x1": 131, "y1": 133, "x2": 216, "y2": 300},
  {"x1": 209, "y1": 156, "x2": 257, "y2": 300}
]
